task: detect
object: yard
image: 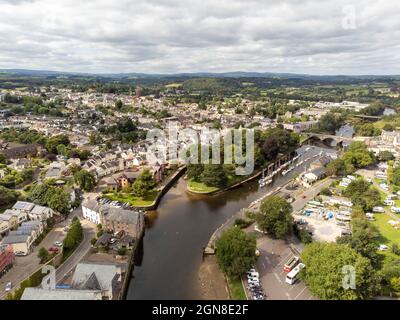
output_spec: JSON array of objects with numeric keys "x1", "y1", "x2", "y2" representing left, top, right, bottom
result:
[{"x1": 103, "y1": 190, "x2": 158, "y2": 207}]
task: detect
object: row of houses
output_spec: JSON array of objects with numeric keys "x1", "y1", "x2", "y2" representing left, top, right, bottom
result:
[
  {"x1": 0, "y1": 201, "x2": 55, "y2": 255},
  {"x1": 82, "y1": 200, "x2": 144, "y2": 240}
]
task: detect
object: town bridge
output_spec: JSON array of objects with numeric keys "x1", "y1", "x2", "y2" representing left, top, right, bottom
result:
[{"x1": 303, "y1": 133, "x2": 354, "y2": 148}]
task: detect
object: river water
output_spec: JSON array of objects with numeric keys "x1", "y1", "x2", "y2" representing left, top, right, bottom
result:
[{"x1": 126, "y1": 145, "x2": 335, "y2": 300}]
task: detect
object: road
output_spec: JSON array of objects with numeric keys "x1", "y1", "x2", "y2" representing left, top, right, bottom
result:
[
  {"x1": 291, "y1": 178, "x2": 333, "y2": 212},
  {"x1": 55, "y1": 218, "x2": 95, "y2": 284}
]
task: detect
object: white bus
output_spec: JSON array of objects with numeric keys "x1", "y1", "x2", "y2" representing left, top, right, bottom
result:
[{"x1": 285, "y1": 263, "x2": 305, "y2": 285}]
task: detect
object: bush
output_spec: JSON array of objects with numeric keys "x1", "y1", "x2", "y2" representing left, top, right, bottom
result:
[
  {"x1": 320, "y1": 188, "x2": 332, "y2": 196},
  {"x1": 392, "y1": 244, "x2": 400, "y2": 256},
  {"x1": 293, "y1": 225, "x2": 313, "y2": 244},
  {"x1": 234, "y1": 218, "x2": 252, "y2": 229},
  {"x1": 117, "y1": 247, "x2": 127, "y2": 256}
]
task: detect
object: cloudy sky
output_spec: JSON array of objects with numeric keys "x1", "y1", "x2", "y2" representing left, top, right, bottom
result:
[{"x1": 0, "y1": 0, "x2": 399, "y2": 75}]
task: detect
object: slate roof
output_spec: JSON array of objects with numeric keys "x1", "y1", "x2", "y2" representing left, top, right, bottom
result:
[{"x1": 21, "y1": 288, "x2": 103, "y2": 300}]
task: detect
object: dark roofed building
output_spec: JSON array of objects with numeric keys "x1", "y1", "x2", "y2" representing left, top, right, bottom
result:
[{"x1": 0, "y1": 142, "x2": 39, "y2": 160}]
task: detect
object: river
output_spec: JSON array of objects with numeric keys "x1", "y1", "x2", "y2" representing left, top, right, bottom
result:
[{"x1": 126, "y1": 145, "x2": 336, "y2": 300}]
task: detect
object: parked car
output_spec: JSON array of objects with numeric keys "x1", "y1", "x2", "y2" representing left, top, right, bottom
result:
[
  {"x1": 49, "y1": 246, "x2": 60, "y2": 253},
  {"x1": 15, "y1": 251, "x2": 26, "y2": 256},
  {"x1": 5, "y1": 282, "x2": 12, "y2": 292},
  {"x1": 54, "y1": 241, "x2": 63, "y2": 247}
]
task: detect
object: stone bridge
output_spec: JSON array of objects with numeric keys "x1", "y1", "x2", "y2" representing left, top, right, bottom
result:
[{"x1": 304, "y1": 133, "x2": 353, "y2": 147}]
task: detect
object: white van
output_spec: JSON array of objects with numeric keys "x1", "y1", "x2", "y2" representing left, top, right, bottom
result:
[
  {"x1": 285, "y1": 263, "x2": 305, "y2": 285},
  {"x1": 372, "y1": 206, "x2": 385, "y2": 213}
]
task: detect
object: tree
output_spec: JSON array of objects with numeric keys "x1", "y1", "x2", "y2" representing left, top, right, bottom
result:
[
  {"x1": 378, "y1": 151, "x2": 395, "y2": 162},
  {"x1": 343, "y1": 178, "x2": 380, "y2": 211},
  {"x1": 200, "y1": 164, "x2": 228, "y2": 188},
  {"x1": 338, "y1": 216, "x2": 381, "y2": 267},
  {"x1": 301, "y1": 242, "x2": 380, "y2": 300},
  {"x1": 63, "y1": 217, "x2": 83, "y2": 254},
  {"x1": 316, "y1": 112, "x2": 344, "y2": 134},
  {"x1": 45, "y1": 188, "x2": 71, "y2": 215},
  {"x1": 392, "y1": 167, "x2": 400, "y2": 187},
  {"x1": 326, "y1": 158, "x2": 346, "y2": 176},
  {"x1": 28, "y1": 184, "x2": 49, "y2": 206},
  {"x1": 74, "y1": 170, "x2": 96, "y2": 191},
  {"x1": 256, "y1": 196, "x2": 293, "y2": 239},
  {"x1": 38, "y1": 247, "x2": 50, "y2": 264},
  {"x1": 45, "y1": 135, "x2": 70, "y2": 154},
  {"x1": 342, "y1": 142, "x2": 375, "y2": 171},
  {"x1": 382, "y1": 123, "x2": 395, "y2": 131},
  {"x1": 356, "y1": 123, "x2": 380, "y2": 137},
  {"x1": 216, "y1": 226, "x2": 257, "y2": 278},
  {"x1": 115, "y1": 100, "x2": 123, "y2": 109},
  {"x1": 0, "y1": 186, "x2": 19, "y2": 207},
  {"x1": 0, "y1": 153, "x2": 6, "y2": 164},
  {"x1": 132, "y1": 169, "x2": 156, "y2": 197},
  {"x1": 186, "y1": 164, "x2": 204, "y2": 181}
]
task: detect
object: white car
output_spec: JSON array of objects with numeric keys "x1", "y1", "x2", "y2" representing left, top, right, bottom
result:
[
  {"x1": 54, "y1": 241, "x2": 63, "y2": 247},
  {"x1": 5, "y1": 282, "x2": 12, "y2": 292}
]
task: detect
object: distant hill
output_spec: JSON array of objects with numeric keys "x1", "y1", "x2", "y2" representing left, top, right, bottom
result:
[{"x1": 0, "y1": 68, "x2": 399, "y2": 81}]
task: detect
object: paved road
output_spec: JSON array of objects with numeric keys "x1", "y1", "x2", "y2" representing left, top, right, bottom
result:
[
  {"x1": 291, "y1": 178, "x2": 333, "y2": 212},
  {"x1": 56, "y1": 218, "x2": 95, "y2": 284}
]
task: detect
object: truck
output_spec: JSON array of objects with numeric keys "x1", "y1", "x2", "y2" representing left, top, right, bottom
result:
[
  {"x1": 286, "y1": 263, "x2": 305, "y2": 285},
  {"x1": 283, "y1": 255, "x2": 300, "y2": 273}
]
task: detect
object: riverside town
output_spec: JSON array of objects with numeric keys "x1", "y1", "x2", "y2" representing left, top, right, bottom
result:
[{"x1": 0, "y1": 0, "x2": 400, "y2": 313}]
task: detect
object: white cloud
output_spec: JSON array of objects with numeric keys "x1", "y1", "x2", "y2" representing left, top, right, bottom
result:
[{"x1": 0, "y1": 0, "x2": 399, "y2": 74}]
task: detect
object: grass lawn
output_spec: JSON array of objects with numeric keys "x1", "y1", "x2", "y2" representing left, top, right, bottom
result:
[
  {"x1": 371, "y1": 213, "x2": 400, "y2": 246},
  {"x1": 188, "y1": 175, "x2": 245, "y2": 194},
  {"x1": 227, "y1": 276, "x2": 247, "y2": 300},
  {"x1": 188, "y1": 180, "x2": 219, "y2": 193},
  {"x1": 104, "y1": 190, "x2": 158, "y2": 207}
]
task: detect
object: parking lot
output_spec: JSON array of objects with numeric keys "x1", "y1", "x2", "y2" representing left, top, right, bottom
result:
[{"x1": 253, "y1": 236, "x2": 314, "y2": 300}]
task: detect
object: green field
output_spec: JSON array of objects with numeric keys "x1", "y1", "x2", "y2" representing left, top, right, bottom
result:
[
  {"x1": 372, "y1": 213, "x2": 400, "y2": 247},
  {"x1": 103, "y1": 190, "x2": 158, "y2": 207}
]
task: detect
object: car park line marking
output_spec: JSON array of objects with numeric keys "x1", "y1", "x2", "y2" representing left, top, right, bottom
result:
[
  {"x1": 273, "y1": 272, "x2": 282, "y2": 283},
  {"x1": 294, "y1": 286, "x2": 307, "y2": 300},
  {"x1": 285, "y1": 292, "x2": 292, "y2": 300},
  {"x1": 264, "y1": 256, "x2": 271, "y2": 264},
  {"x1": 278, "y1": 252, "x2": 292, "y2": 266}
]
